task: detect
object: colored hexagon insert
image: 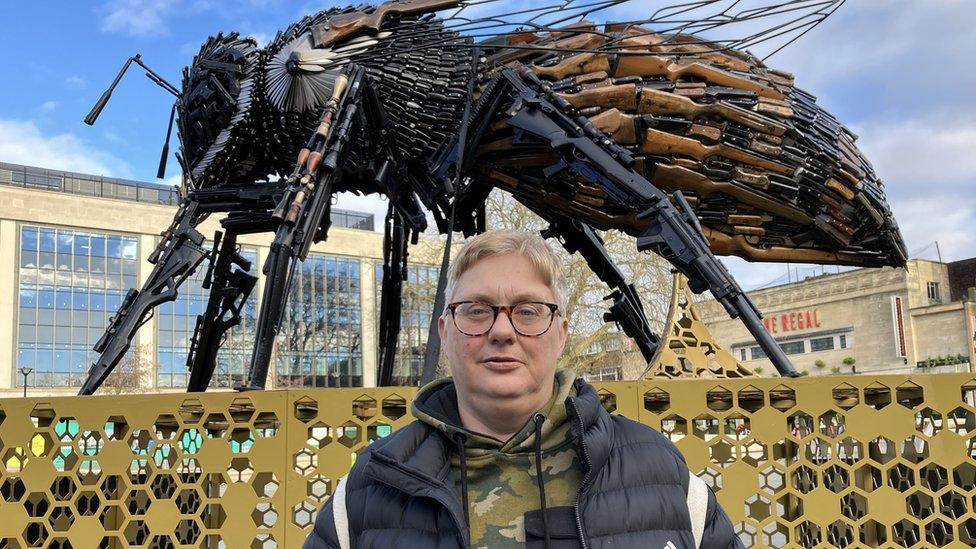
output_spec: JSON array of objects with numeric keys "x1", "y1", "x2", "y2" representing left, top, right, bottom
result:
[
  {"x1": 4, "y1": 446, "x2": 29, "y2": 473},
  {"x1": 78, "y1": 430, "x2": 104, "y2": 457},
  {"x1": 643, "y1": 387, "x2": 670, "y2": 413},
  {"x1": 251, "y1": 533, "x2": 277, "y2": 549},
  {"x1": 178, "y1": 428, "x2": 204, "y2": 455},
  {"x1": 367, "y1": 421, "x2": 393, "y2": 443},
  {"x1": 382, "y1": 395, "x2": 407, "y2": 421},
  {"x1": 699, "y1": 467, "x2": 723, "y2": 491},
  {"x1": 228, "y1": 428, "x2": 255, "y2": 454},
  {"x1": 54, "y1": 417, "x2": 80, "y2": 443}
]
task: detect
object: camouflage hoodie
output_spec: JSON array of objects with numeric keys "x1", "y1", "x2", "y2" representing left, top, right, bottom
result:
[{"x1": 411, "y1": 369, "x2": 584, "y2": 548}]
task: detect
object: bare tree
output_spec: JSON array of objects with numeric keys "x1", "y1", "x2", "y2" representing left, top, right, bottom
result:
[
  {"x1": 101, "y1": 344, "x2": 153, "y2": 394},
  {"x1": 483, "y1": 190, "x2": 673, "y2": 380}
]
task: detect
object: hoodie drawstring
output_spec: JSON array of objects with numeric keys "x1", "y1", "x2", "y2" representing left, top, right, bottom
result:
[
  {"x1": 534, "y1": 412, "x2": 552, "y2": 549},
  {"x1": 453, "y1": 432, "x2": 471, "y2": 539}
]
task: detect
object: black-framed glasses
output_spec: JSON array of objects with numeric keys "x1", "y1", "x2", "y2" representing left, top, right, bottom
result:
[{"x1": 447, "y1": 301, "x2": 559, "y2": 337}]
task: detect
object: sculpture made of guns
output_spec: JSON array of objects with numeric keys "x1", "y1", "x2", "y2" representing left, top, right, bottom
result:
[{"x1": 79, "y1": 0, "x2": 907, "y2": 394}]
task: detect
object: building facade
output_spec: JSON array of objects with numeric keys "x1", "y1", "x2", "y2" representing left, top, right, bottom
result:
[
  {"x1": 699, "y1": 259, "x2": 976, "y2": 376},
  {"x1": 0, "y1": 162, "x2": 443, "y2": 396}
]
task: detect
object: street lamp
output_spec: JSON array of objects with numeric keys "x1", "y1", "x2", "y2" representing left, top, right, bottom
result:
[{"x1": 19, "y1": 367, "x2": 33, "y2": 397}]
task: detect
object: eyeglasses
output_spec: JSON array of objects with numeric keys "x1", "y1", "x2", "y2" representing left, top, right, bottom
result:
[{"x1": 446, "y1": 301, "x2": 559, "y2": 337}]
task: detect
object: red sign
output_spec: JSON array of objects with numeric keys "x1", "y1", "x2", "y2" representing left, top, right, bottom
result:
[{"x1": 762, "y1": 310, "x2": 821, "y2": 334}]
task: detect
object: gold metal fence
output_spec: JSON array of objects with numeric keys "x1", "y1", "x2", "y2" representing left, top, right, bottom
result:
[{"x1": 0, "y1": 374, "x2": 973, "y2": 548}]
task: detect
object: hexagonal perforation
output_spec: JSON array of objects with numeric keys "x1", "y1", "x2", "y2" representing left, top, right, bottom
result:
[
  {"x1": 706, "y1": 386, "x2": 733, "y2": 412},
  {"x1": 643, "y1": 387, "x2": 670, "y2": 413},
  {"x1": 381, "y1": 395, "x2": 407, "y2": 421},
  {"x1": 736, "y1": 385, "x2": 764, "y2": 413},
  {"x1": 897, "y1": 382, "x2": 924, "y2": 409},
  {"x1": 831, "y1": 383, "x2": 859, "y2": 410}
]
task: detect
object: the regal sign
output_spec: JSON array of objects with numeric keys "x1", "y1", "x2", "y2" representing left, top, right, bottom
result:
[{"x1": 762, "y1": 309, "x2": 822, "y2": 334}]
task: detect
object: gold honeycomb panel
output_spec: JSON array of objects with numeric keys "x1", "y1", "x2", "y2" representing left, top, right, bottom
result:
[{"x1": 0, "y1": 376, "x2": 973, "y2": 547}]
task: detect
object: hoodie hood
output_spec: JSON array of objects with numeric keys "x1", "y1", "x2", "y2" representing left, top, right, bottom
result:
[{"x1": 412, "y1": 369, "x2": 578, "y2": 456}]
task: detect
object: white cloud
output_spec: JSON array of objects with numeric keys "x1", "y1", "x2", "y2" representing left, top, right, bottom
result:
[
  {"x1": 890, "y1": 194, "x2": 976, "y2": 263},
  {"x1": 0, "y1": 119, "x2": 132, "y2": 178},
  {"x1": 65, "y1": 76, "x2": 87, "y2": 89},
  {"x1": 99, "y1": 0, "x2": 179, "y2": 37},
  {"x1": 852, "y1": 115, "x2": 976, "y2": 197},
  {"x1": 38, "y1": 101, "x2": 58, "y2": 114}
]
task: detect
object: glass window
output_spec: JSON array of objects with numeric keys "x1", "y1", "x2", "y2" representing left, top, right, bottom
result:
[
  {"x1": 810, "y1": 337, "x2": 835, "y2": 352},
  {"x1": 750, "y1": 346, "x2": 767, "y2": 360},
  {"x1": 18, "y1": 225, "x2": 138, "y2": 388},
  {"x1": 157, "y1": 246, "x2": 258, "y2": 389},
  {"x1": 374, "y1": 263, "x2": 439, "y2": 386},
  {"x1": 839, "y1": 335, "x2": 847, "y2": 349},
  {"x1": 780, "y1": 341, "x2": 805, "y2": 355}
]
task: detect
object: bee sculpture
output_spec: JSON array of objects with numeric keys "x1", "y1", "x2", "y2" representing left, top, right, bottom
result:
[{"x1": 79, "y1": 0, "x2": 907, "y2": 394}]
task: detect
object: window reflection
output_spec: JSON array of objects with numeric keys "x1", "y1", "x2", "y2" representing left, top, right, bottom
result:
[
  {"x1": 376, "y1": 263, "x2": 439, "y2": 386},
  {"x1": 157, "y1": 247, "x2": 258, "y2": 388},
  {"x1": 275, "y1": 254, "x2": 363, "y2": 388},
  {"x1": 17, "y1": 225, "x2": 138, "y2": 387}
]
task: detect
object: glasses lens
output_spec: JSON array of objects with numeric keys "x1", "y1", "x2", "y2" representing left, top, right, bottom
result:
[
  {"x1": 511, "y1": 303, "x2": 553, "y2": 336},
  {"x1": 454, "y1": 302, "x2": 494, "y2": 335}
]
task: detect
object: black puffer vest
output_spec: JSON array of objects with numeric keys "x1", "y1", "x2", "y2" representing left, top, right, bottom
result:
[{"x1": 305, "y1": 378, "x2": 741, "y2": 548}]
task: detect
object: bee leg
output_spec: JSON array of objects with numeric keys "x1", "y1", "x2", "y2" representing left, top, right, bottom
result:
[{"x1": 495, "y1": 67, "x2": 799, "y2": 377}]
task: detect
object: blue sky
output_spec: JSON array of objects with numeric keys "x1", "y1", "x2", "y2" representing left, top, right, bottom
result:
[{"x1": 1, "y1": 0, "x2": 973, "y2": 289}]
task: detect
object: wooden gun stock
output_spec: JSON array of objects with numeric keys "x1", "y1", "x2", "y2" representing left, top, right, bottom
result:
[{"x1": 312, "y1": 0, "x2": 460, "y2": 49}]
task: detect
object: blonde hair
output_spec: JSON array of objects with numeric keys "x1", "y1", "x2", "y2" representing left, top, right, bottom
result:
[{"x1": 445, "y1": 229, "x2": 568, "y2": 313}]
